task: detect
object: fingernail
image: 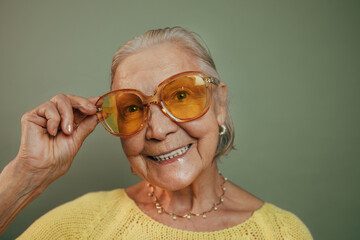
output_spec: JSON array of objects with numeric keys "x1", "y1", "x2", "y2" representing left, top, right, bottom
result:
[
  {"x1": 68, "y1": 124, "x2": 72, "y2": 133},
  {"x1": 53, "y1": 129, "x2": 57, "y2": 136}
]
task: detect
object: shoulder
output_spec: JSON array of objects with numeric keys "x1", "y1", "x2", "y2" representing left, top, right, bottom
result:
[
  {"x1": 17, "y1": 189, "x2": 126, "y2": 240},
  {"x1": 254, "y1": 203, "x2": 313, "y2": 239},
  {"x1": 33, "y1": 188, "x2": 127, "y2": 219},
  {"x1": 224, "y1": 183, "x2": 312, "y2": 239}
]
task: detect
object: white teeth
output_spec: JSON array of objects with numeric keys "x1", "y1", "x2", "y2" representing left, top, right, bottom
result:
[{"x1": 152, "y1": 145, "x2": 190, "y2": 161}]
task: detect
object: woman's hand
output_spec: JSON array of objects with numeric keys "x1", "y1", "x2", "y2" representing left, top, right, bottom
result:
[
  {"x1": 15, "y1": 94, "x2": 99, "y2": 181},
  {"x1": 0, "y1": 94, "x2": 99, "y2": 235}
]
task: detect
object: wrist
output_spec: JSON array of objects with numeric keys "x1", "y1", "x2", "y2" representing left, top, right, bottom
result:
[
  {"x1": 0, "y1": 159, "x2": 52, "y2": 235},
  {"x1": 2, "y1": 158, "x2": 52, "y2": 197}
]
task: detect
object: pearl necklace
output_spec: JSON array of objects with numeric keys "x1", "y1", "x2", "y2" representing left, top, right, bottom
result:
[{"x1": 147, "y1": 173, "x2": 227, "y2": 220}]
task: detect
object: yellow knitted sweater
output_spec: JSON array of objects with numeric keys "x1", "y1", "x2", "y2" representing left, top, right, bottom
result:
[{"x1": 18, "y1": 189, "x2": 313, "y2": 239}]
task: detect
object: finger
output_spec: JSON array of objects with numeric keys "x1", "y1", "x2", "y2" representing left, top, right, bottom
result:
[
  {"x1": 21, "y1": 111, "x2": 47, "y2": 128},
  {"x1": 73, "y1": 115, "x2": 99, "y2": 144},
  {"x1": 87, "y1": 96, "x2": 100, "y2": 105},
  {"x1": 35, "y1": 101, "x2": 61, "y2": 136},
  {"x1": 72, "y1": 96, "x2": 100, "y2": 126},
  {"x1": 73, "y1": 109, "x2": 87, "y2": 127},
  {"x1": 50, "y1": 94, "x2": 74, "y2": 135},
  {"x1": 67, "y1": 94, "x2": 98, "y2": 115},
  {"x1": 20, "y1": 112, "x2": 48, "y2": 138}
]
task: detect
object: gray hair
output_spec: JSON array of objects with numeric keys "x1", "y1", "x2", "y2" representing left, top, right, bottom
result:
[{"x1": 110, "y1": 26, "x2": 234, "y2": 159}]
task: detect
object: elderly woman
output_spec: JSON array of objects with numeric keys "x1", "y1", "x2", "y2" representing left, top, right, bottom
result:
[{"x1": 0, "y1": 27, "x2": 312, "y2": 239}]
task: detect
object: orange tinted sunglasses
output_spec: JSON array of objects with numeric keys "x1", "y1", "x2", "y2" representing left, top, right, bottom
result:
[{"x1": 95, "y1": 71, "x2": 220, "y2": 137}]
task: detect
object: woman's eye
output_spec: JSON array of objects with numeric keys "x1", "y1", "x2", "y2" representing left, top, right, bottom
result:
[
  {"x1": 126, "y1": 105, "x2": 139, "y2": 113},
  {"x1": 175, "y1": 91, "x2": 187, "y2": 100}
]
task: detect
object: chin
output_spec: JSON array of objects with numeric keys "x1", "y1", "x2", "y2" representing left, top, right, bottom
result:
[
  {"x1": 155, "y1": 178, "x2": 196, "y2": 191},
  {"x1": 147, "y1": 166, "x2": 200, "y2": 191}
]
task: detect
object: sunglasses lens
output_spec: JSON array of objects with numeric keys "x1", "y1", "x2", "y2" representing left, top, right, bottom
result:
[
  {"x1": 97, "y1": 73, "x2": 212, "y2": 137},
  {"x1": 161, "y1": 75, "x2": 208, "y2": 120},
  {"x1": 99, "y1": 92, "x2": 145, "y2": 136}
]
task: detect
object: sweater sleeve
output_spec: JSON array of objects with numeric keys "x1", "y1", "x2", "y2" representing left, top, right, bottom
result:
[
  {"x1": 279, "y1": 212, "x2": 313, "y2": 239},
  {"x1": 16, "y1": 191, "x2": 116, "y2": 240},
  {"x1": 262, "y1": 203, "x2": 313, "y2": 240}
]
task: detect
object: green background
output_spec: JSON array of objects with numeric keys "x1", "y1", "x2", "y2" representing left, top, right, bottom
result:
[{"x1": 1, "y1": 0, "x2": 359, "y2": 239}]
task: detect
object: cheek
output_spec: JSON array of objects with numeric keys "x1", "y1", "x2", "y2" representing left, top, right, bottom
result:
[
  {"x1": 120, "y1": 131, "x2": 150, "y2": 178},
  {"x1": 120, "y1": 131, "x2": 146, "y2": 156},
  {"x1": 183, "y1": 120, "x2": 218, "y2": 139},
  {"x1": 181, "y1": 112, "x2": 220, "y2": 158}
]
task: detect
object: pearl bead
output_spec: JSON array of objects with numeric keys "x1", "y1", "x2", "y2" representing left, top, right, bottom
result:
[{"x1": 147, "y1": 174, "x2": 227, "y2": 221}]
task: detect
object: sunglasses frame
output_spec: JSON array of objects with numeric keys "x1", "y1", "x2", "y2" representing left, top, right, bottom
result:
[{"x1": 96, "y1": 71, "x2": 220, "y2": 137}]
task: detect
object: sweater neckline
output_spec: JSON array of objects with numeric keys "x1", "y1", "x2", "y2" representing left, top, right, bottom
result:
[{"x1": 121, "y1": 189, "x2": 269, "y2": 234}]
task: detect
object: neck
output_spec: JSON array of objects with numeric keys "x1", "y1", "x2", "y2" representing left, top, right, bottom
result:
[{"x1": 150, "y1": 164, "x2": 225, "y2": 215}]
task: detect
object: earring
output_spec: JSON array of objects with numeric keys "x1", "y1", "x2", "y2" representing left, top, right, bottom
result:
[{"x1": 219, "y1": 124, "x2": 226, "y2": 136}]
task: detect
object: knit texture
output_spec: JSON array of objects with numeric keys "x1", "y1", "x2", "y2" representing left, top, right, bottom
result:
[{"x1": 17, "y1": 189, "x2": 313, "y2": 239}]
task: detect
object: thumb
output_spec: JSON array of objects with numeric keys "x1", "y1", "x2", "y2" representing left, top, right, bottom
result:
[{"x1": 73, "y1": 115, "x2": 99, "y2": 144}]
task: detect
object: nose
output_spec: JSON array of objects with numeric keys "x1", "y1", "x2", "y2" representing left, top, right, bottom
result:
[{"x1": 145, "y1": 104, "x2": 178, "y2": 141}]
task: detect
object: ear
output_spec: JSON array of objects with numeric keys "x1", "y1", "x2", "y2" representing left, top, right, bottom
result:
[{"x1": 215, "y1": 82, "x2": 227, "y2": 126}]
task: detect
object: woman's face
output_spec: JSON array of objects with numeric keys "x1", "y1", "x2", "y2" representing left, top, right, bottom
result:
[{"x1": 112, "y1": 42, "x2": 227, "y2": 190}]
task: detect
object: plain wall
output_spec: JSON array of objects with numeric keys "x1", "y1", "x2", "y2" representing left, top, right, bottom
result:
[{"x1": 1, "y1": 0, "x2": 359, "y2": 239}]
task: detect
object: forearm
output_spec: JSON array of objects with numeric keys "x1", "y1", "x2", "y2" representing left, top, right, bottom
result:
[{"x1": 0, "y1": 159, "x2": 52, "y2": 235}]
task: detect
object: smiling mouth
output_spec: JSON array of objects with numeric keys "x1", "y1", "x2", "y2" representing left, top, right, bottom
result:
[{"x1": 148, "y1": 144, "x2": 192, "y2": 162}]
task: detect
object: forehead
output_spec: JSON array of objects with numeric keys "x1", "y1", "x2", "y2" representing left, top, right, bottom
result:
[{"x1": 112, "y1": 43, "x2": 201, "y2": 95}]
